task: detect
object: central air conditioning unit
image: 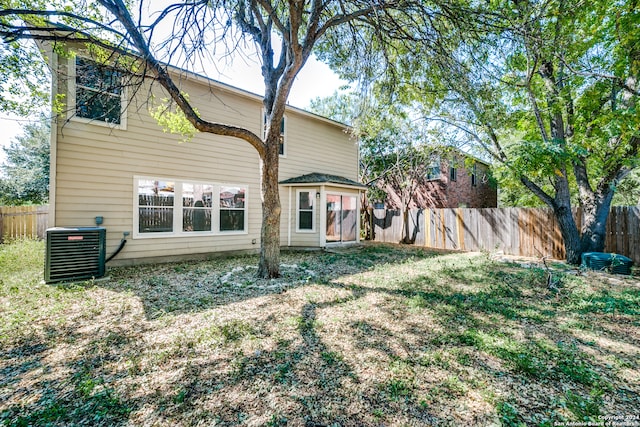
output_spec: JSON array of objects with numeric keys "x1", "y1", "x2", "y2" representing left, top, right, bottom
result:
[
  {"x1": 581, "y1": 252, "x2": 633, "y2": 275},
  {"x1": 45, "y1": 227, "x2": 107, "y2": 283}
]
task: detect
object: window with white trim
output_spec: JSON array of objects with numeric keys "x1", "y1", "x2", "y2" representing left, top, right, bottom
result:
[
  {"x1": 182, "y1": 183, "x2": 213, "y2": 232},
  {"x1": 297, "y1": 190, "x2": 315, "y2": 232},
  {"x1": 220, "y1": 186, "x2": 246, "y2": 231},
  {"x1": 74, "y1": 57, "x2": 124, "y2": 125},
  {"x1": 262, "y1": 112, "x2": 286, "y2": 156},
  {"x1": 137, "y1": 179, "x2": 175, "y2": 233},
  {"x1": 449, "y1": 161, "x2": 457, "y2": 181},
  {"x1": 134, "y1": 178, "x2": 247, "y2": 237},
  {"x1": 426, "y1": 158, "x2": 441, "y2": 180}
]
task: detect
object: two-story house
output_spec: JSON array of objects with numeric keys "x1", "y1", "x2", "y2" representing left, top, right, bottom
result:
[
  {"x1": 378, "y1": 152, "x2": 497, "y2": 209},
  {"x1": 44, "y1": 46, "x2": 365, "y2": 265}
]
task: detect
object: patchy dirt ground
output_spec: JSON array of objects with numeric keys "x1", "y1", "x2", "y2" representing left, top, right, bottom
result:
[{"x1": 1, "y1": 242, "x2": 639, "y2": 426}]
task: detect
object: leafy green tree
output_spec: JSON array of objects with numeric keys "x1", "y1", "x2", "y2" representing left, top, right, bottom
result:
[
  {"x1": 0, "y1": 118, "x2": 50, "y2": 205},
  {"x1": 323, "y1": 0, "x2": 639, "y2": 264},
  {"x1": 1, "y1": 0, "x2": 463, "y2": 277},
  {"x1": 0, "y1": 41, "x2": 50, "y2": 115},
  {"x1": 311, "y1": 91, "x2": 447, "y2": 243},
  {"x1": 612, "y1": 170, "x2": 640, "y2": 206}
]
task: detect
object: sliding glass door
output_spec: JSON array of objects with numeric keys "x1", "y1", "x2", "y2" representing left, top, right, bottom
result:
[{"x1": 326, "y1": 194, "x2": 357, "y2": 243}]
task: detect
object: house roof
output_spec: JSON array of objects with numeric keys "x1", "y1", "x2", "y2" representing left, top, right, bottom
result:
[
  {"x1": 37, "y1": 34, "x2": 352, "y2": 132},
  {"x1": 169, "y1": 64, "x2": 352, "y2": 131},
  {"x1": 280, "y1": 173, "x2": 368, "y2": 189}
]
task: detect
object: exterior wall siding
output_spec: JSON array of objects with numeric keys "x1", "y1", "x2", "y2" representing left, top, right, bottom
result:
[
  {"x1": 285, "y1": 186, "x2": 321, "y2": 247},
  {"x1": 51, "y1": 53, "x2": 356, "y2": 264}
]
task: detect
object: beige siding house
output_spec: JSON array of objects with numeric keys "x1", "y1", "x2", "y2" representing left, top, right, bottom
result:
[{"x1": 46, "y1": 47, "x2": 365, "y2": 265}]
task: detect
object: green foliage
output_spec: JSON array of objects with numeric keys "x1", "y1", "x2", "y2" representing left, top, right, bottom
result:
[
  {"x1": 309, "y1": 90, "x2": 450, "y2": 210},
  {"x1": 0, "y1": 41, "x2": 50, "y2": 116},
  {"x1": 149, "y1": 95, "x2": 199, "y2": 142},
  {"x1": 612, "y1": 169, "x2": 640, "y2": 206},
  {"x1": 319, "y1": 0, "x2": 640, "y2": 233},
  {"x1": 0, "y1": 118, "x2": 50, "y2": 205},
  {"x1": 564, "y1": 388, "x2": 604, "y2": 421},
  {"x1": 497, "y1": 401, "x2": 526, "y2": 427}
]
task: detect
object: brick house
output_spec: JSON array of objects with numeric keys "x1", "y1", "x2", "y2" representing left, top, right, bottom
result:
[{"x1": 378, "y1": 152, "x2": 497, "y2": 209}]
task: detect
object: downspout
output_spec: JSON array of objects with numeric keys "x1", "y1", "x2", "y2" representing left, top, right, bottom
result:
[
  {"x1": 48, "y1": 44, "x2": 58, "y2": 228},
  {"x1": 356, "y1": 189, "x2": 361, "y2": 243},
  {"x1": 319, "y1": 185, "x2": 326, "y2": 247},
  {"x1": 287, "y1": 186, "x2": 292, "y2": 247}
]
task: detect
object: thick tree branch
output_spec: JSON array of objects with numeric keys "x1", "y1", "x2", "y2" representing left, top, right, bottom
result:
[
  {"x1": 520, "y1": 175, "x2": 555, "y2": 208},
  {"x1": 99, "y1": 0, "x2": 266, "y2": 157}
]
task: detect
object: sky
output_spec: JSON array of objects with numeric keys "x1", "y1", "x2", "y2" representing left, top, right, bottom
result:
[{"x1": 0, "y1": 53, "x2": 347, "y2": 164}]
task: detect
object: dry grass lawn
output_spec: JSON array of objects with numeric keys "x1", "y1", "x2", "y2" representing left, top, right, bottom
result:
[{"x1": 1, "y1": 240, "x2": 639, "y2": 426}]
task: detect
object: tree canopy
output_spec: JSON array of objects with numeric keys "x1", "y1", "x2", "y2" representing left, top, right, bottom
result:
[
  {"x1": 1, "y1": 0, "x2": 467, "y2": 276},
  {"x1": 319, "y1": 0, "x2": 640, "y2": 263},
  {"x1": 0, "y1": 118, "x2": 50, "y2": 205}
]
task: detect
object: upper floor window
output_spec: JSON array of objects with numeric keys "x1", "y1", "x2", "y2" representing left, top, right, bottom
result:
[
  {"x1": 263, "y1": 112, "x2": 286, "y2": 156},
  {"x1": 471, "y1": 164, "x2": 478, "y2": 186},
  {"x1": 75, "y1": 57, "x2": 124, "y2": 126},
  {"x1": 449, "y1": 162, "x2": 457, "y2": 181},
  {"x1": 426, "y1": 158, "x2": 441, "y2": 180}
]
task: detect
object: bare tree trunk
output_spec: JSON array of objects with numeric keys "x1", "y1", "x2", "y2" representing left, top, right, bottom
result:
[
  {"x1": 401, "y1": 208, "x2": 411, "y2": 244},
  {"x1": 257, "y1": 138, "x2": 281, "y2": 278}
]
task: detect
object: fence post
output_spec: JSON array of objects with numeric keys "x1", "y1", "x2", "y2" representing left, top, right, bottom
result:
[
  {"x1": 456, "y1": 208, "x2": 465, "y2": 250},
  {"x1": 424, "y1": 208, "x2": 429, "y2": 248}
]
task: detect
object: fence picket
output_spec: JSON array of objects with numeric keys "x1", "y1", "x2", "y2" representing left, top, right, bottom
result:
[
  {"x1": 0, "y1": 205, "x2": 49, "y2": 242},
  {"x1": 371, "y1": 206, "x2": 640, "y2": 265}
]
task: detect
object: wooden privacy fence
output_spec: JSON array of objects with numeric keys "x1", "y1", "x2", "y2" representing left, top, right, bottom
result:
[
  {"x1": 370, "y1": 207, "x2": 640, "y2": 265},
  {"x1": 0, "y1": 205, "x2": 49, "y2": 243}
]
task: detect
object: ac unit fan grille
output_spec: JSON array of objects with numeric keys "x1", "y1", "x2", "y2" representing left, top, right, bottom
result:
[{"x1": 45, "y1": 227, "x2": 106, "y2": 283}]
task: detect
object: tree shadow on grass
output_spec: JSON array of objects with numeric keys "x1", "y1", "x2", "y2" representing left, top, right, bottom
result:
[
  {"x1": 6, "y1": 246, "x2": 638, "y2": 425},
  {"x1": 129, "y1": 293, "x2": 440, "y2": 426},
  {"x1": 101, "y1": 245, "x2": 447, "y2": 320},
  {"x1": 1, "y1": 322, "x2": 141, "y2": 427},
  {"x1": 317, "y1": 271, "x2": 640, "y2": 424}
]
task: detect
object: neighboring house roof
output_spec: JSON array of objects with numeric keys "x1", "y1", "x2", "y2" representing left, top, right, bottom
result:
[
  {"x1": 280, "y1": 173, "x2": 367, "y2": 189},
  {"x1": 452, "y1": 150, "x2": 492, "y2": 167}
]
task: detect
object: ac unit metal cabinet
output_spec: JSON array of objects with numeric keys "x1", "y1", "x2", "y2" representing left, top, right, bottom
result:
[
  {"x1": 581, "y1": 252, "x2": 633, "y2": 275},
  {"x1": 45, "y1": 227, "x2": 106, "y2": 283}
]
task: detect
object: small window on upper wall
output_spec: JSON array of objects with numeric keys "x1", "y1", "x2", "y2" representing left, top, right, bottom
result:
[
  {"x1": 449, "y1": 162, "x2": 457, "y2": 181},
  {"x1": 75, "y1": 57, "x2": 124, "y2": 125},
  {"x1": 263, "y1": 112, "x2": 286, "y2": 156},
  {"x1": 471, "y1": 164, "x2": 478, "y2": 186},
  {"x1": 426, "y1": 158, "x2": 441, "y2": 180}
]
